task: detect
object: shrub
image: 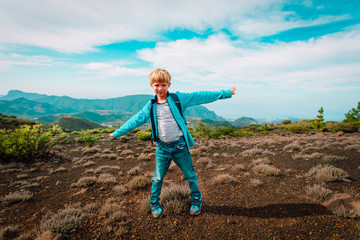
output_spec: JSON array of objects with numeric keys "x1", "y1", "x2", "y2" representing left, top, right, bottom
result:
[
  {"x1": 253, "y1": 164, "x2": 280, "y2": 176},
  {"x1": 127, "y1": 166, "x2": 141, "y2": 176},
  {"x1": 160, "y1": 184, "x2": 191, "y2": 215},
  {"x1": 75, "y1": 132, "x2": 101, "y2": 147},
  {"x1": 113, "y1": 185, "x2": 129, "y2": 195},
  {"x1": 0, "y1": 124, "x2": 52, "y2": 163},
  {"x1": 138, "y1": 196, "x2": 151, "y2": 214},
  {"x1": 250, "y1": 178, "x2": 263, "y2": 186},
  {"x1": 282, "y1": 120, "x2": 291, "y2": 125},
  {"x1": 283, "y1": 123, "x2": 310, "y2": 133},
  {"x1": 40, "y1": 206, "x2": 91, "y2": 236},
  {"x1": 305, "y1": 184, "x2": 333, "y2": 201},
  {"x1": 72, "y1": 176, "x2": 97, "y2": 188},
  {"x1": 305, "y1": 164, "x2": 349, "y2": 182},
  {"x1": 3, "y1": 190, "x2": 33, "y2": 203},
  {"x1": 331, "y1": 205, "x2": 358, "y2": 218},
  {"x1": 128, "y1": 176, "x2": 151, "y2": 190},
  {"x1": 196, "y1": 157, "x2": 214, "y2": 168},
  {"x1": 283, "y1": 143, "x2": 302, "y2": 151},
  {"x1": 213, "y1": 174, "x2": 237, "y2": 184},
  {"x1": 97, "y1": 173, "x2": 117, "y2": 183},
  {"x1": 100, "y1": 198, "x2": 123, "y2": 216},
  {"x1": 135, "y1": 128, "x2": 152, "y2": 141}
]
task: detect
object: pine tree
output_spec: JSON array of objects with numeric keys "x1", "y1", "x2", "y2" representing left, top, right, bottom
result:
[
  {"x1": 313, "y1": 107, "x2": 325, "y2": 130},
  {"x1": 344, "y1": 102, "x2": 360, "y2": 122}
]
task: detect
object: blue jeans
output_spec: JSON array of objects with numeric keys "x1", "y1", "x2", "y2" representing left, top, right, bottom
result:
[{"x1": 150, "y1": 137, "x2": 201, "y2": 208}]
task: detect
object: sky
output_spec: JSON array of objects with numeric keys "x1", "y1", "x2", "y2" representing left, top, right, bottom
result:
[{"x1": 0, "y1": 0, "x2": 359, "y2": 121}]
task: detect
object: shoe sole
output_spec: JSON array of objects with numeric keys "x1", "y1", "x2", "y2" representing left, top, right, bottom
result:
[{"x1": 190, "y1": 210, "x2": 201, "y2": 216}]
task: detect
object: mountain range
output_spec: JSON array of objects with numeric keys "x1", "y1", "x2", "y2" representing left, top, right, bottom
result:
[
  {"x1": 0, "y1": 90, "x2": 301, "y2": 129},
  {"x1": 0, "y1": 90, "x2": 227, "y2": 127}
]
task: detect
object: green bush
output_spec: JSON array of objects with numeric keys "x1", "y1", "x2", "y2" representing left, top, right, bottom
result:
[
  {"x1": 326, "y1": 121, "x2": 360, "y2": 133},
  {"x1": 0, "y1": 124, "x2": 51, "y2": 163},
  {"x1": 135, "y1": 128, "x2": 152, "y2": 141},
  {"x1": 75, "y1": 132, "x2": 101, "y2": 147},
  {"x1": 195, "y1": 121, "x2": 235, "y2": 139},
  {"x1": 282, "y1": 120, "x2": 291, "y2": 125}
]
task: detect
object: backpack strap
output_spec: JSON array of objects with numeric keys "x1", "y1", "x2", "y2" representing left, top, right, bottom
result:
[
  {"x1": 169, "y1": 93, "x2": 187, "y2": 125},
  {"x1": 150, "y1": 96, "x2": 157, "y2": 144}
]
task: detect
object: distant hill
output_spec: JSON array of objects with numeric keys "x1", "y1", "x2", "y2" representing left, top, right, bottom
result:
[
  {"x1": 0, "y1": 113, "x2": 36, "y2": 129},
  {"x1": 0, "y1": 90, "x2": 224, "y2": 122},
  {"x1": 232, "y1": 117, "x2": 260, "y2": 127},
  {"x1": 52, "y1": 116, "x2": 103, "y2": 131},
  {"x1": 0, "y1": 98, "x2": 75, "y2": 118}
]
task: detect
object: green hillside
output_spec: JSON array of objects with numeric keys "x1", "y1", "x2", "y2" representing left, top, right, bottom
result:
[
  {"x1": 0, "y1": 98, "x2": 75, "y2": 118},
  {"x1": 52, "y1": 116, "x2": 103, "y2": 131},
  {"x1": 232, "y1": 117, "x2": 259, "y2": 127}
]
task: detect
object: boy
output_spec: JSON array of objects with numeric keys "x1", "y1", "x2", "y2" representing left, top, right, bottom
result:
[{"x1": 109, "y1": 69, "x2": 236, "y2": 218}]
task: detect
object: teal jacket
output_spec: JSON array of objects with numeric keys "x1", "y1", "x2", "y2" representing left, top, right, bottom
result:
[{"x1": 112, "y1": 89, "x2": 233, "y2": 150}]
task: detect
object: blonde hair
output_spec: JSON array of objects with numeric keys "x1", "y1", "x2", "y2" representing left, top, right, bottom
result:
[{"x1": 149, "y1": 69, "x2": 171, "y2": 84}]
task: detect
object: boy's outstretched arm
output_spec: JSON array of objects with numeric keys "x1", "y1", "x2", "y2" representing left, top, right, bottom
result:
[{"x1": 177, "y1": 87, "x2": 236, "y2": 109}]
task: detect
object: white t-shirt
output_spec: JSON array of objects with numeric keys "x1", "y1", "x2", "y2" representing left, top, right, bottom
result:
[{"x1": 156, "y1": 102, "x2": 183, "y2": 142}]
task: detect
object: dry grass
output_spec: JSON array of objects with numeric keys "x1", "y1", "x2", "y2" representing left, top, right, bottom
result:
[
  {"x1": 100, "y1": 198, "x2": 123, "y2": 216},
  {"x1": 83, "y1": 161, "x2": 95, "y2": 167},
  {"x1": 213, "y1": 174, "x2": 237, "y2": 184},
  {"x1": 250, "y1": 178, "x2": 263, "y2": 186},
  {"x1": 344, "y1": 144, "x2": 360, "y2": 151},
  {"x1": 138, "y1": 196, "x2": 151, "y2": 214},
  {"x1": 160, "y1": 184, "x2": 191, "y2": 215},
  {"x1": 331, "y1": 205, "x2": 358, "y2": 218},
  {"x1": 120, "y1": 150, "x2": 134, "y2": 156},
  {"x1": 305, "y1": 164, "x2": 349, "y2": 183},
  {"x1": 3, "y1": 190, "x2": 33, "y2": 204},
  {"x1": 127, "y1": 166, "x2": 141, "y2": 176},
  {"x1": 128, "y1": 176, "x2": 151, "y2": 190},
  {"x1": 252, "y1": 164, "x2": 281, "y2": 176},
  {"x1": 322, "y1": 155, "x2": 347, "y2": 162},
  {"x1": 71, "y1": 176, "x2": 97, "y2": 188},
  {"x1": 113, "y1": 185, "x2": 129, "y2": 195},
  {"x1": 39, "y1": 206, "x2": 91, "y2": 236},
  {"x1": 94, "y1": 165, "x2": 121, "y2": 174},
  {"x1": 283, "y1": 142, "x2": 302, "y2": 151},
  {"x1": 97, "y1": 173, "x2": 117, "y2": 183},
  {"x1": 196, "y1": 157, "x2": 214, "y2": 169},
  {"x1": 82, "y1": 146, "x2": 101, "y2": 154},
  {"x1": 305, "y1": 184, "x2": 333, "y2": 201}
]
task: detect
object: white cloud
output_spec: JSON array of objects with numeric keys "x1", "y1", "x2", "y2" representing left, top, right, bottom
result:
[
  {"x1": 137, "y1": 30, "x2": 360, "y2": 90},
  {"x1": 0, "y1": 0, "x2": 346, "y2": 53},
  {"x1": 0, "y1": 53, "x2": 61, "y2": 70},
  {"x1": 83, "y1": 62, "x2": 151, "y2": 78}
]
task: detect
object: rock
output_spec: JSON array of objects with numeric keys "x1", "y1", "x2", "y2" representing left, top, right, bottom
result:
[
  {"x1": 35, "y1": 231, "x2": 63, "y2": 240},
  {"x1": 335, "y1": 131, "x2": 344, "y2": 137}
]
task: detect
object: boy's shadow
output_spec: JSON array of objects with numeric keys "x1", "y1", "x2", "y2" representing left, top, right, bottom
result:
[{"x1": 204, "y1": 203, "x2": 331, "y2": 218}]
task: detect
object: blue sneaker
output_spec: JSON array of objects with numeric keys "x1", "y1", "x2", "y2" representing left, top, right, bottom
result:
[
  {"x1": 189, "y1": 203, "x2": 202, "y2": 216},
  {"x1": 151, "y1": 206, "x2": 163, "y2": 218}
]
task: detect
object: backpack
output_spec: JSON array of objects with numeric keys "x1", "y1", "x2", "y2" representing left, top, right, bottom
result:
[{"x1": 150, "y1": 93, "x2": 186, "y2": 143}]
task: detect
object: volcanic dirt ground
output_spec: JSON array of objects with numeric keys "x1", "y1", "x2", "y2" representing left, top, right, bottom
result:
[{"x1": 1, "y1": 131, "x2": 360, "y2": 239}]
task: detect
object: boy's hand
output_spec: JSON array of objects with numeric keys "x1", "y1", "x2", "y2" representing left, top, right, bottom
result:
[
  {"x1": 230, "y1": 87, "x2": 236, "y2": 95},
  {"x1": 109, "y1": 133, "x2": 114, "y2": 138}
]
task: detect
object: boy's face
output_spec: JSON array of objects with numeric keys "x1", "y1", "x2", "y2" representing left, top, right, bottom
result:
[{"x1": 150, "y1": 81, "x2": 171, "y2": 99}]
